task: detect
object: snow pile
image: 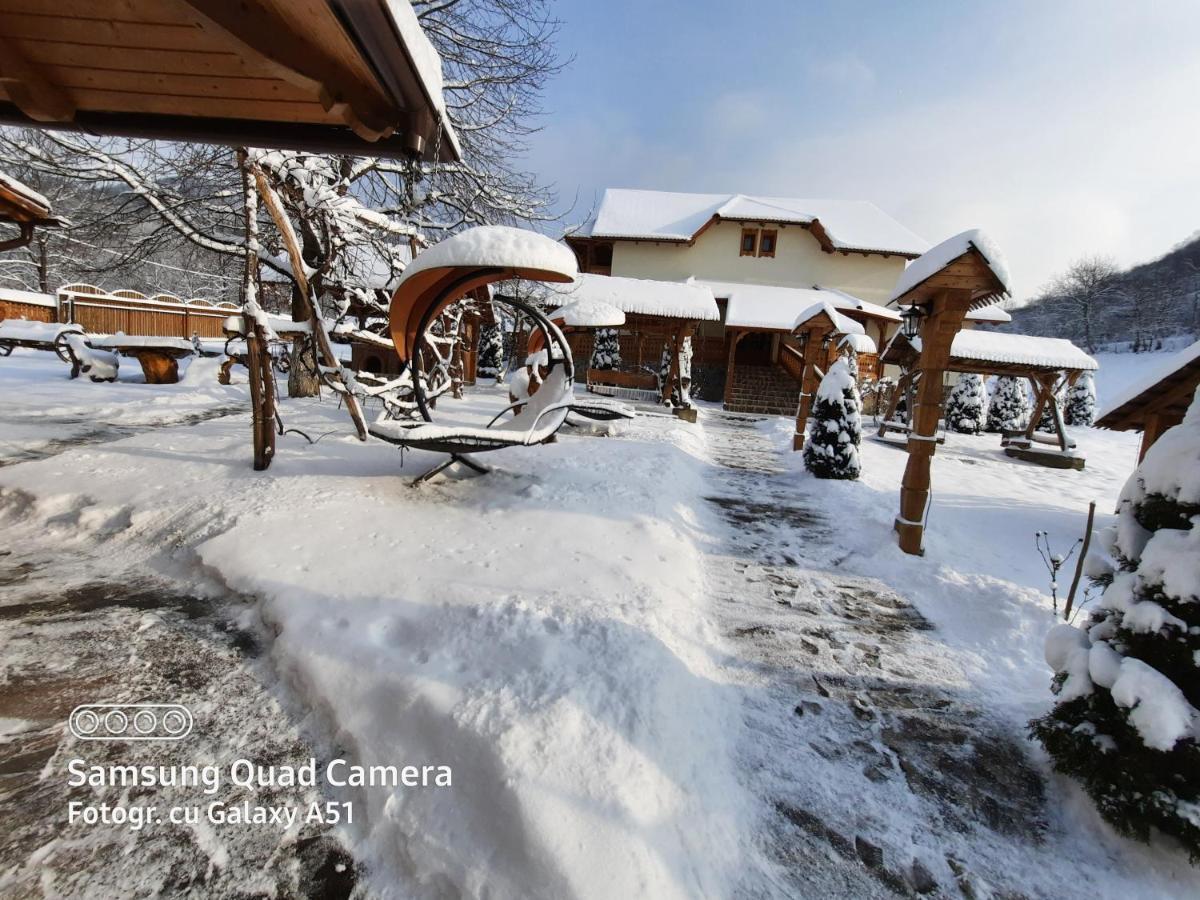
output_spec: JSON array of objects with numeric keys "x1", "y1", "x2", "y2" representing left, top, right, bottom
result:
[
  {"x1": 402, "y1": 226, "x2": 578, "y2": 284},
  {"x1": 791, "y1": 299, "x2": 864, "y2": 336},
  {"x1": 547, "y1": 297, "x2": 626, "y2": 328},
  {"x1": 0, "y1": 287, "x2": 57, "y2": 309},
  {"x1": 543, "y1": 272, "x2": 718, "y2": 321},
  {"x1": 838, "y1": 332, "x2": 877, "y2": 354},
  {"x1": 0, "y1": 320, "x2": 80, "y2": 343},
  {"x1": 890, "y1": 228, "x2": 1011, "y2": 303},
  {"x1": 912, "y1": 329, "x2": 1098, "y2": 371},
  {"x1": 64, "y1": 334, "x2": 118, "y2": 382}
]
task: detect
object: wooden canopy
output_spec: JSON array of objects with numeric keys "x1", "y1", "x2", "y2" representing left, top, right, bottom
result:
[
  {"x1": 0, "y1": 0, "x2": 459, "y2": 160},
  {"x1": 880, "y1": 331, "x2": 1098, "y2": 380},
  {"x1": 0, "y1": 169, "x2": 63, "y2": 250},
  {"x1": 389, "y1": 226, "x2": 578, "y2": 368},
  {"x1": 1096, "y1": 340, "x2": 1200, "y2": 461}
]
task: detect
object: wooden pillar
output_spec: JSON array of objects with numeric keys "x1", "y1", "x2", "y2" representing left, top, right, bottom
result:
[
  {"x1": 723, "y1": 330, "x2": 744, "y2": 407},
  {"x1": 895, "y1": 290, "x2": 972, "y2": 555},
  {"x1": 1024, "y1": 375, "x2": 1054, "y2": 443},
  {"x1": 237, "y1": 148, "x2": 275, "y2": 471},
  {"x1": 792, "y1": 327, "x2": 828, "y2": 451}
]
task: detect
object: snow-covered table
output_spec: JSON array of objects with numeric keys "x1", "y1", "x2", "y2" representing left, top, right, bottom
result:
[
  {"x1": 0, "y1": 319, "x2": 82, "y2": 358},
  {"x1": 88, "y1": 335, "x2": 196, "y2": 383}
]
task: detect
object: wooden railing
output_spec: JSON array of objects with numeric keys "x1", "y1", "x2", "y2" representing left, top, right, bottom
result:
[{"x1": 779, "y1": 343, "x2": 805, "y2": 383}]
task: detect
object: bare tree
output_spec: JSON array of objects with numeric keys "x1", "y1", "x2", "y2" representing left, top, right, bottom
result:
[{"x1": 1046, "y1": 256, "x2": 1125, "y2": 353}]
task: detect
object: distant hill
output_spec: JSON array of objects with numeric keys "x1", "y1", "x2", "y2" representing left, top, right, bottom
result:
[{"x1": 1006, "y1": 232, "x2": 1200, "y2": 352}]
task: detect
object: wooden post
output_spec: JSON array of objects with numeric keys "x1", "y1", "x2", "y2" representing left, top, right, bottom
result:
[
  {"x1": 895, "y1": 290, "x2": 972, "y2": 555},
  {"x1": 237, "y1": 148, "x2": 275, "y2": 471},
  {"x1": 723, "y1": 330, "x2": 744, "y2": 407},
  {"x1": 250, "y1": 162, "x2": 368, "y2": 441},
  {"x1": 793, "y1": 327, "x2": 828, "y2": 451},
  {"x1": 1064, "y1": 501, "x2": 1096, "y2": 620}
]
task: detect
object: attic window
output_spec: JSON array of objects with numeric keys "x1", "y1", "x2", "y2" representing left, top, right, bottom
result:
[
  {"x1": 758, "y1": 229, "x2": 777, "y2": 258},
  {"x1": 740, "y1": 228, "x2": 758, "y2": 257}
]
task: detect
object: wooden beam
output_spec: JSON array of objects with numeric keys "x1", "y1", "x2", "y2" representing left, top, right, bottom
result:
[{"x1": 0, "y1": 34, "x2": 75, "y2": 122}]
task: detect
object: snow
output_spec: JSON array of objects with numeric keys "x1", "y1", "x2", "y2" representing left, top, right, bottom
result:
[
  {"x1": 1110, "y1": 658, "x2": 1197, "y2": 751},
  {"x1": 890, "y1": 228, "x2": 1011, "y2": 303},
  {"x1": 89, "y1": 335, "x2": 196, "y2": 352},
  {"x1": 0, "y1": 287, "x2": 57, "y2": 308},
  {"x1": 814, "y1": 356, "x2": 858, "y2": 402},
  {"x1": 3, "y1": 341, "x2": 1199, "y2": 897},
  {"x1": 1096, "y1": 338, "x2": 1200, "y2": 423},
  {"x1": 401, "y1": 226, "x2": 578, "y2": 285},
  {"x1": 965, "y1": 305, "x2": 1013, "y2": 323},
  {"x1": 576, "y1": 189, "x2": 929, "y2": 256},
  {"x1": 912, "y1": 328, "x2": 1098, "y2": 371},
  {"x1": 690, "y1": 280, "x2": 870, "y2": 332},
  {"x1": 792, "y1": 299, "x2": 864, "y2": 336},
  {"x1": 0, "y1": 320, "x2": 80, "y2": 342},
  {"x1": 541, "y1": 272, "x2": 719, "y2": 321},
  {"x1": 838, "y1": 332, "x2": 877, "y2": 354},
  {"x1": 547, "y1": 298, "x2": 626, "y2": 327}
]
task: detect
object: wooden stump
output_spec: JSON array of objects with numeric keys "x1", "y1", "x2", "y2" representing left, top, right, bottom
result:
[{"x1": 133, "y1": 351, "x2": 180, "y2": 384}]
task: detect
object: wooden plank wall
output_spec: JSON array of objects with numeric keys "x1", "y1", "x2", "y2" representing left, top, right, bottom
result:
[
  {"x1": 0, "y1": 298, "x2": 55, "y2": 323},
  {"x1": 58, "y1": 291, "x2": 236, "y2": 338}
]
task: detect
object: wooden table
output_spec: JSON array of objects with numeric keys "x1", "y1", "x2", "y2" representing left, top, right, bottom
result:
[{"x1": 89, "y1": 336, "x2": 196, "y2": 384}]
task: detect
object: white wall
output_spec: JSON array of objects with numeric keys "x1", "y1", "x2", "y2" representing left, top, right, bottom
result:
[{"x1": 609, "y1": 221, "x2": 906, "y2": 305}]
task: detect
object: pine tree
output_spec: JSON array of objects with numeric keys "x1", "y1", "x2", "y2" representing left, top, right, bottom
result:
[
  {"x1": 477, "y1": 323, "x2": 503, "y2": 378},
  {"x1": 591, "y1": 328, "x2": 621, "y2": 370},
  {"x1": 1030, "y1": 387, "x2": 1200, "y2": 858},
  {"x1": 986, "y1": 375, "x2": 1030, "y2": 433},
  {"x1": 1065, "y1": 371, "x2": 1097, "y2": 426},
  {"x1": 804, "y1": 358, "x2": 862, "y2": 480},
  {"x1": 946, "y1": 373, "x2": 987, "y2": 434}
]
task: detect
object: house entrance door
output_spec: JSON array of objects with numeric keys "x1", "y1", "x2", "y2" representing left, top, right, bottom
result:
[{"x1": 734, "y1": 331, "x2": 772, "y2": 366}]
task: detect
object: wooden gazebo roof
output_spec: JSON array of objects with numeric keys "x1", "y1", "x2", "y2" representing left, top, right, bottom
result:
[
  {"x1": 0, "y1": 169, "x2": 63, "y2": 249},
  {"x1": 881, "y1": 330, "x2": 1098, "y2": 379},
  {"x1": 889, "y1": 229, "x2": 1010, "y2": 312},
  {"x1": 1097, "y1": 340, "x2": 1200, "y2": 433},
  {"x1": 0, "y1": 0, "x2": 459, "y2": 161}
]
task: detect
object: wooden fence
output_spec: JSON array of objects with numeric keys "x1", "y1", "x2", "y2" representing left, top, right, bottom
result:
[{"x1": 57, "y1": 284, "x2": 239, "y2": 338}]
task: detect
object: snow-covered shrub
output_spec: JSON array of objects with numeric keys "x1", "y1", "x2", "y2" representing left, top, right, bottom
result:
[
  {"x1": 1030, "y1": 386, "x2": 1200, "y2": 857},
  {"x1": 804, "y1": 358, "x2": 861, "y2": 480},
  {"x1": 946, "y1": 373, "x2": 987, "y2": 434},
  {"x1": 477, "y1": 323, "x2": 503, "y2": 378},
  {"x1": 986, "y1": 375, "x2": 1029, "y2": 432},
  {"x1": 1066, "y1": 372, "x2": 1097, "y2": 426},
  {"x1": 655, "y1": 339, "x2": 694, "y2": 408},
  {"x1": 591, "y1": 328, "x2": 621, "y2": 370},
  {"x1": 840, "y1": 347, "x2": 859, "y2": 381}
]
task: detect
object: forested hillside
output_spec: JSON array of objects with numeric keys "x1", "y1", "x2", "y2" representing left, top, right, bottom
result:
[{"x1": 1006, "y1": 232, "x2": 1200, "y2": 351}]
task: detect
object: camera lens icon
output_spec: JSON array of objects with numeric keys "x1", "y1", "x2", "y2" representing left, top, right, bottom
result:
[{"x1": 70, "y1": 704, "x2": 193, "y2": 741}]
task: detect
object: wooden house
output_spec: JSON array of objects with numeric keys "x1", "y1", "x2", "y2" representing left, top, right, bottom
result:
[
  {"x1": 564, "y1": 189, "x2": 930, "y2": 413},
  {"x1": 1096, "y1": 339, "x2": 1200, "y2": 460}
]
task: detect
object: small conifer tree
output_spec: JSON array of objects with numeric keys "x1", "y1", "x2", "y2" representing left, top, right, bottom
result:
[
  {"x1": 1065, "y1": 371, "x2": 1097, "y2": 426},
  {"x1": 591, "y1": 328, "x2": 621, "y2": 370},
  {"x1": 477, "y1": 323, "x2": 504, "y2": 378},
  {"x1": 1031, "y1": 386, "x2": 1200, "y2": 857},
  {"x1": 986, "y1": 375, "x2": 1030, "y2": 432},
  {"x1": 803, "y1": 358, "x2": 862, "y2": 480},
  {"x1": 946, "y1": 373, "x2": 987, "y2": 434}
]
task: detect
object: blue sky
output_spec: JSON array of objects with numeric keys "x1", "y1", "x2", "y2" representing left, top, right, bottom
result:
[{"x1": 525, "y1": 1, "x2": 1200, "y2": 300}]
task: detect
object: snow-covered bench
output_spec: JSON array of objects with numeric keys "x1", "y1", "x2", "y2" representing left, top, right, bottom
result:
[{"x1": 0, "y1": 319, "x2": 83, "y2": 359}]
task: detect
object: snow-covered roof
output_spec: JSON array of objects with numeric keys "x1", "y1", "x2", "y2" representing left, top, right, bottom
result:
[
  {"x1": 912, "y1": 329, "x2": 1098, "y2": 371},
  {"x1": 966, "y1": 305, "x2": 1012, "y2": 324},
  {"x1": 1098, "y1": 339, "x2": 1200, "y2": 423},
  {"x1": 401, "y1": 226, "x2": 578, "y2": 284},
  {"x1": 542, "y1": 272, "x2": 720, "y2": 321},
  {"x1": 889, "y1": 228, "x2": 1011, "y2": 304},
  {"x1": 0, "y1": 286, "x2": 57, "y2": 308},
  {"x1": 0, "y1": 171, "x2": 51, "y2": 214},
  {"x1": 383, "y1": 0, "x2": 462, "y2": 160},
  {"x1": 573, "y1": 188, "x2": 929, "y2": 257},
  {"x1": 792, "y1": 300, "x2": 864, "y2": 336},
  {"x1": 699, "y1": 279, "x2": 896, "y2": 330},
  {"x1": 839, "y1": 332, "x2": 878, "y2": 354},
  {"x1": 547, "y1": 298, "x2": 626, "y2": 328}
]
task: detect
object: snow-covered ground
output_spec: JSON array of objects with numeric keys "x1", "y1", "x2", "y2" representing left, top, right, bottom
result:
[{"x1": 0, "y1": 344, "x2": 1196, "y2": 898}]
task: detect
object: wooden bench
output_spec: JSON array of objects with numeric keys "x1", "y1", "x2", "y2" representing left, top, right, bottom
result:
[
  {"x1": 587, "y1": 367, "x2": 658, "y2": 391},
  {"x1": 87, "y1": 336, "x2": 196, "y2": 383},
  {"x1": 0, "y1": 319, "x2": 83, "y2": 360}
]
